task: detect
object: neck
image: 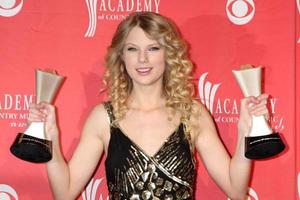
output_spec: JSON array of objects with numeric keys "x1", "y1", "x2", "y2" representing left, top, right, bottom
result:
[{"x1": 128, "y1": 83, "x2": 165, "y2": 110}]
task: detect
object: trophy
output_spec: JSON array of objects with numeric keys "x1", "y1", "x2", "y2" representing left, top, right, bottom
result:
[
  {"x1": 232, "y1": 65, "x2": 285, "y2": 159},
  {"x1": 10, "y1": 69, "x2": 64, "y2": 163}
]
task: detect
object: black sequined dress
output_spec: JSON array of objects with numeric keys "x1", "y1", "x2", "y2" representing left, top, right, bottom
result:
[{"x1": 104, "y1": 102, "x2": 196, "y2": 200}]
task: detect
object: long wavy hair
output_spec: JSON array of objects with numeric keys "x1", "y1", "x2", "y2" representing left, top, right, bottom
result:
[{"x1": 103, "y1": 12, "x2": 195, "y2": 129}]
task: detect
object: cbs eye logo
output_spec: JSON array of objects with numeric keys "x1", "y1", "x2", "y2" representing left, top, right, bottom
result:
[
  {"x1": 226, "y1": 0, "x2": 255, "y2": 25},
  {"x1": 0, "y1": 184, "x2": 18, "y2": 200},
  {"x1": 0, "y1": 0, "x2": 23, "y2": 17}
]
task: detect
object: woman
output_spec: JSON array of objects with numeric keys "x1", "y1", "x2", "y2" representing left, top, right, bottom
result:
[{"x1": 29, "y1": 12, "x2": 269, "y2": 200}]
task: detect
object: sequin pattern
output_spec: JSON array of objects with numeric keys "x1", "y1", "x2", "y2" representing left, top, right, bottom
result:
[{"x1": 104, "y1": 102, "x2": 195, "y2": 200}]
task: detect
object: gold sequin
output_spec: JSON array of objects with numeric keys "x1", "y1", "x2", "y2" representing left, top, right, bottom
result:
[
  {"x1": 163, "y1": 180, "x2": 173, "y2": 191},
  {"x1": 141, "y1": 190, "x2": 151, "y2": 200},
  {"x1": 104, "y1": 102, "x2": 195, "y2": 199},
  {"x1": 136, "y1": 181, "x2": 144, "y2": 190},
  {"x1": 164, "y1": 194, "x2": 174, "y2": 200},
  {"x1": 130, "y1": 194, "x2": 140, "y2": 200}
]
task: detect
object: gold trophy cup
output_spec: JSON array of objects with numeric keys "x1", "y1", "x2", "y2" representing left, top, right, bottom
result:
[
  {"x1": 232, "y1": 65, "x2": 285, "y2": 159},
  {"x1": 10, "y1": 69, "x2": 64, "y2": 163}
]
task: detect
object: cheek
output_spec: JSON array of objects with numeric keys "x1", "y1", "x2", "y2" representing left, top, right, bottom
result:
[
  {"x1": 154, "y1": 53, "x2": 166, "y2": 69},
  {"x1": 123, "y1": 55, "x2": 135, "y2": 68},
  {"x1": 122, "y1": 56, "x2": 137, "y2": 78}
]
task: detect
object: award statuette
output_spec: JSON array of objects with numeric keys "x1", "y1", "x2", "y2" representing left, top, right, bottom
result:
[
  {"x1": 10, "y1": 69, "x2": 65, "y2": 163},
  {"x1": 232, "y1": 65, "x2": 285, "y2": 159}
]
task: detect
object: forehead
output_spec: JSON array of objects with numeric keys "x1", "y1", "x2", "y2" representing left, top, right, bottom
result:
[{"x1": 125, "y1": 26, "x2": 158, "y2": 45}]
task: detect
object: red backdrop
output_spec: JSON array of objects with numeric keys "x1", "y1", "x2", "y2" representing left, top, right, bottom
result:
[{"x1": 0, "y1": 0, "x2": 299, "y2": 199}]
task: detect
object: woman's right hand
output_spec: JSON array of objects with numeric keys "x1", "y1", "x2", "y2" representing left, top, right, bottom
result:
[{"x1": 28, "y1": 102, "x2": 58, "y2": 140}]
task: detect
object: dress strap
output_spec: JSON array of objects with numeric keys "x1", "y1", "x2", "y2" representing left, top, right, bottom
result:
[
  {"x1": 103, "y1": 102, "x2": 115, "y2": 126},
  {"x1": 183, "y1": 121, "x2": 196, "y2": 166}
]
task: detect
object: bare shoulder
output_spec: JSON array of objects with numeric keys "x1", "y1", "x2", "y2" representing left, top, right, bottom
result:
[
  {"x1": 190, "y1": 100, "x2": 217, "y2": 139},
  {"x1": 191, "y1": 100, "x2": 213, "y2": 125},
  {"x1": 81, "y1": 103, "x2": 110, "y2": 139},
  {"x1": 88, "y1": 103, "x2": 109, "y2": 121}
]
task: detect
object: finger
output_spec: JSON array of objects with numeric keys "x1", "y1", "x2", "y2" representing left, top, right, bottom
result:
[
  {"x1": 250, "y1": 107, "x2": 269, "y2": 116},
  {"x1": 249, "y1": 102, "x2": 268, "y2": 112},
  {"x1": 28, "y1": 108, "x2": 46, "y2": 118},
  {"x1": 247, "y1": 96, "x2": 260, "y2": 105},
  {"x1": 241, "y1": 96, "x2": 258, "y2": 109},
  {"x1": 249, "y1": 100, "x2": 268, "y2": 111},
  {"x1": 28, "y1": 115, "x2": 46, "y2": 122},
  {"x1": 257, "y1": 93, "x2": 269, "y2": 101},
  {"x1": 29, "y1": 108, "x2": 46, "y2": 118},
  {"x1": 39, "y1": 108, "x2": 49, "y2": 115},
  {"x1": 29, "y1": 103, "x2": 37, "y2": 109},
  {"x1": 39, "y1": 102, "x2": 55, "y2": 114},
  {"x1": 29, "y1": 103, "x2": 45, "y2": 114},
  {"x1": 249, "y1": 100, "x2": 268, "y2": 112}
]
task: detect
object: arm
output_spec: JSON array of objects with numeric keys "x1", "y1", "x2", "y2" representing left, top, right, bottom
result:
[
  {"x1": 193, "y1": 94, "x2": 268, "y2": 200},
  {"x1": 29, "y1": 103, "x2": 109, "y2": 200}
]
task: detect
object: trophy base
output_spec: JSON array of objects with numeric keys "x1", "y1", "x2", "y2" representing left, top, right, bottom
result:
[
  {"x1": 245, "y1": 132, "x2": 285, "y2": 159},
  {"x1": 10, "y1": 133, "x2": 52, "y2": 163}
]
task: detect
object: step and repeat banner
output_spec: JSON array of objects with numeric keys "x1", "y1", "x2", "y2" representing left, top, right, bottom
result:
[{"x1": 0, "y1": 0, "x2": 299, "y2": 199}]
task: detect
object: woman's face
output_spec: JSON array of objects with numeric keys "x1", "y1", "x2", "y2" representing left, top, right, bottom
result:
[{"x1": 122, "y1": 26, "x2": 166, "y2": 87}]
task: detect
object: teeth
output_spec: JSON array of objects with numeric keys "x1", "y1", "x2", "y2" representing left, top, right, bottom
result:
[{"x1": 136, "y1": 68, "x2": 151, "y2": 72}]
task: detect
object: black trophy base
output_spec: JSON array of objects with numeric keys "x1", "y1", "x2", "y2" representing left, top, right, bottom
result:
[
  {"x1": 245, "y1": 132, "x2": 285, "y2": 159},
  {"x1": 10, "y1": 133, "x2": 52, "y2": 163}
]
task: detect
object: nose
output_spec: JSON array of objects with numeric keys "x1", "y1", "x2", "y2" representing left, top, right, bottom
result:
[{"x1": 138, "y1": 50, "x2": 148, "y2": 63}]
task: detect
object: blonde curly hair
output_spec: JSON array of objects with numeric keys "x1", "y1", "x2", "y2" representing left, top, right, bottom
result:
[{"x1": 103, "y1": 12, "x2": 195, "y2": 129}]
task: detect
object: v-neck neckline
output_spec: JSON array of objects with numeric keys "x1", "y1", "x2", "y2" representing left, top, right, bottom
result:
[{"x1": 115, "y1": 123, "x2": 182, "y2": 158}]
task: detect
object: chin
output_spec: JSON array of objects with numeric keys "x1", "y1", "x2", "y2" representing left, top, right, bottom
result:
[{"x1": 132, "y1": 77, "x2": 163, "y2": 87}]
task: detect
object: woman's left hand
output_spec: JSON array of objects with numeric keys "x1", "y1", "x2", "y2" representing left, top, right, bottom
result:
[{"x1": 238, "y1": 93, "x2": 269, "y2": 136}]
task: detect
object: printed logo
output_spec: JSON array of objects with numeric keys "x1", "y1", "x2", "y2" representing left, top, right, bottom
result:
[
  {"x1": 0, "y1": 93, "x2": 33, "y2": 128},
  {"x1": 226, "y1": 0, "x2": 255, "y2": 25},
  {"x1": 198, "y1": 72, "x2": 221, "y2": 113},
  {"x1": 197, "y1": 72, "x2": 239, "y2": 124},
  {"x1": 81, "y1": 178, "x2": 108, "y2": 200},
  {"x1": 0, "y1": 0, "x2": 23, "y2": 17},
  {"x1": 85, "y1": 0, "x2": 162, "y2": 37},
  {"x1": 197, "y1": 72, "x2": 285, "y2": 131},
  {"x1": 247, "y1": 187, "x2": 259, "y2": 200},
  {"x1": 0, "y1": 184, "x2": 18, "y2": 200},
  {"x1": 227, "y1": 187, "x2": 258, "y2": 200},
  {"x1": 85, "y1": 0, "x2": 98, "y2": 37}
]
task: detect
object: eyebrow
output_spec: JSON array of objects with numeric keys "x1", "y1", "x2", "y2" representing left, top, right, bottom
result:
[{"x1": 124, "y1": 42, "x2": 160, "y2": 47}]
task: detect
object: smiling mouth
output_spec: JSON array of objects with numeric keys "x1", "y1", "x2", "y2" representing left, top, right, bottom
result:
[{"x1": 136, "y1": 67, "x2": 152, "y2": 75}]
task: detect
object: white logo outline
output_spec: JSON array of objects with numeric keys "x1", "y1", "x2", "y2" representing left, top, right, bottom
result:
[
  {"x1": 0, "y1": 0, "x2": 23, "y2": 17},
  {"x1": 85, "y1": 0, "x2": 98, "y2": 37},
  {"x1": 198, "y1": 72, "x2": 221, "y2": 113},
  {"x1": 0, "y1": 184, "x2": 18, "y2": 200},
  {"x1": 81, "y1": 178, "x2": 108, "y2": 200},
  {"x1": 226, "y1": 0, "x2": 255, "y2": 25},
  {"x1": 227, "y1": 187, "x2": 258, "y2": 200}
]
